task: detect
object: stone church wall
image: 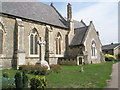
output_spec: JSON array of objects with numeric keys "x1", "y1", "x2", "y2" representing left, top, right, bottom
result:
[
  {"x1": 84, "y1": 23, "x2": 102, "y2": 64},
  {"x1": 1, "y1": 16, "x2": 69, "y2": 69},
  {"x1": 0, "y1": 16, "x2": 15, "y2": 69}
]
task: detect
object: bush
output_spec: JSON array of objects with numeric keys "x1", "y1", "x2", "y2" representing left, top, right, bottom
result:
[
  {"x1": 19, "y1": 65, "x2": 34, "y2": 73},
  {"x1": 14, "y1": 72, "x2": 22, "y2": 88},
  {"x1": 2, "y1": 77, "x2": 15, "y2": 89},
  {"x1": 14, "y1": 72, "x2": 28, "y2": 88},
  {"x1": 22, "y1": 71, "x2": 28, "y2": 88},
  {"x1": 3, "y1": 72, "x2": 9, "y2": 78},
  {"x1": 19, "y1": 65, "x2": 48, "y2": 75},
  {"x1": 30, "y1": 76, "x2": 47, "y2": 89},
  {"x1": 50, "y1": 64, "x2": 61, "y2": 73}
]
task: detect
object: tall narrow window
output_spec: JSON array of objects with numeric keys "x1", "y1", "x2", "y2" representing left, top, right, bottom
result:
[
  {"x1": 35, "y1": 35, "x2": 38, "y2": 54},
  {"x1": 29, "y1": 28, "x2": 38, "y2": 55},
  {"x1": 91, "y1": 41, "x2": 97, "y2": 57},
  {"x1": 56, "y1": 39, "x2": 58, "y2": 54},
  {"x1": 30, "y1": 34, "x2": 33, "y2": 54},
  {"x1": 59, "y1": 38, "x2": 61, "y2": 54},
  {"x1": 0, "y1": 23, "x2": 3, "y2": 54},
  {"x1": 56, "y1": 32, "x2": 62, "y2": 55}
]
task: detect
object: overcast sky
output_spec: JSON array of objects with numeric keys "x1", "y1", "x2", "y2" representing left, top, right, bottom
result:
[{"x1": 42, "y1": 1, "x2": 118, "y2": 45}]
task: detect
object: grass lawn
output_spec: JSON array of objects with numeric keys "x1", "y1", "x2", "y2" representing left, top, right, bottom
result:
[{"x1": 2, "y1": 62, "x2": 113, "y2": 88}]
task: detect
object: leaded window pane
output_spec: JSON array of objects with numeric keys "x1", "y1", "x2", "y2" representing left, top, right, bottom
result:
[
  {"x1": 30, "y1": 34, "x2": 33, "y2": 54},
  {"x1": 56, "y1": 39, "x2": 58, "y2": 54},
  {"x1": 0, "y1": 30, "x2": 3, "y2": 54},
  {"x1": 59, "y1": 39, "x2": 61, "y2": 54},
  {"x1": 35, "y1": 35, "x2": 38, "y2": 54}
]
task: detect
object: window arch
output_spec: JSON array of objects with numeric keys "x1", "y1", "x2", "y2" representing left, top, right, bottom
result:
[
  {"x1": 0, "y1": 23, "x2": 4, "y2": 54},
  {"x1": 91, "y1": 41, "x2": 97, "y2": 57},
  {"x1": 29, "y1": 28, "x2": 38, "y2": 55},
  {"x1": 56, "y1": 32, "x2": 62, "y2": 55}
]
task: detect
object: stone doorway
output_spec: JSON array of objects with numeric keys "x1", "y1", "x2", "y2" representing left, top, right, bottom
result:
[{"x1": 79, "y1": 57, "x2": 82, "y2": 65}]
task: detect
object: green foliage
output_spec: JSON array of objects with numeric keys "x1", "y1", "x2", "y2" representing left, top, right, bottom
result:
[
  {"x1": 50, "y1": 64, "x2": 61, "y2": 73},
  {"x1": 14, "y1": 71, "x2": 28, "y2": 88},
  {"x1": 19, "y1": 65, "x2": 48, "y2": 75},
  {"x1": 22, "y1": 71, "x2": 28, "y2": 88},
  {"x1": 2, "y1": 77, "x2": 15, "y2": 89},
  {"x1": 3, "y1": 72, "x2": 9, "y2": 78},
  {"x1": 14, "y1": 72, "x2": 22, "y2": 88},
  {"x1": 30, "y1": 76, "x2": 47, "y2": 89},
  {"x1": 2, "y1": 62, "x2": 113, "y2": 88}
]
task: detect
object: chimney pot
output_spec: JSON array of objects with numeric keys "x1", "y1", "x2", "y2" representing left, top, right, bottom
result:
[{"x1": 67, "y1": 3, "x2": 72, "y2": 21}]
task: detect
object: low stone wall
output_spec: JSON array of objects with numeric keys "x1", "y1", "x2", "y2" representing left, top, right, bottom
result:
[
  {"x1": 58, "y1": 57, "x2": 77, "y2": 65},
  {"x1": 0, "y1": 57, "x2": 40, "y2": 69}
]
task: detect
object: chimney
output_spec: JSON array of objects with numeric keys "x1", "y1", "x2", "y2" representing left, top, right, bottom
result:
[
  {"x1": 67, "y1": 3, "x2": 72, "y2": 22},
  {"x1": 67, "y1": 3, "x2": 74, "y2": 45}
]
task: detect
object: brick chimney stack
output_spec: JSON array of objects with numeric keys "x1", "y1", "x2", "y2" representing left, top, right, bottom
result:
[
  {"x1": 67, "y1": 3, "x2": 72, "y2": 22},
  {"x1": 67, "y1": 3, "x2": 74, "y2": 45}
]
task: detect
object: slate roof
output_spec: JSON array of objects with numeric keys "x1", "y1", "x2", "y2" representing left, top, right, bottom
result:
[
  {"x1": 73, "y1": 20, "x2": 86, "y2": 29},
  {"x1": 1, "y1": 2, "x2": 67, "y2": 28},
  {"x1": 1, "y1": 2, "x2": 86, "y2": 29},
  {"x1": 70, "y1": 26, "x2": 88, "y2": 46},
  {"x1": 1, "y1": 2, "x2": 88, "y2": 46},
  {"x1": 102, "y1": 43, "x2": 120, "y2": 50}
]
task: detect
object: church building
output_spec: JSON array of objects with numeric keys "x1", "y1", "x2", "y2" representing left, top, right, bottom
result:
[{"x1": 0, "y1": 2, "x2": 104, "y2": 69}]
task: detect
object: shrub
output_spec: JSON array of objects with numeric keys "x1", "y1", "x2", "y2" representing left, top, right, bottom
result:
[
  {"x1": 30, "y1": 76, "x2": 47, "y2": 89},
  {"x1": 33, "y1": 65, "x2": 48, "y2": 75},
  {"x1": 3, "y1": 72, "x2": 9, "y2": 78},
  {"x1": 50, "y1": 64, "x2": 61, "y2": 73},
  {"x1": 19, "y1": 65, "x2": 34, "y2": 73},
  {"x1": 19, "y1": 65, "x2": 48, "y2": 75},
  {"x1": 14, "y1": 72, "x2": 22, "y2": 88},
  {"x1": 14, "y1": 72, "x2": 28, "y2": 88},
  {"x1": 2, "y1": 77, "x2": 15, "y2": 89},
  {"x1": 22, "y1": 71, "x2": 28, "y2": 88}
]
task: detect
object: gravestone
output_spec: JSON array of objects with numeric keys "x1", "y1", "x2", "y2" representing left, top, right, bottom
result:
[{"x1": 36, "y1": 37, "x2": 50, "y2": 70}]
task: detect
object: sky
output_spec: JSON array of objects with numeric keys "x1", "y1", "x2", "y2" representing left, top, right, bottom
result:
[{"x1": 42, "y1": 1, "x2": 118, "y2": 45}]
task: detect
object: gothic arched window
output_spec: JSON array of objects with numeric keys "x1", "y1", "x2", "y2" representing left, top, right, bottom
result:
[
  {"x1": 91, "y1": 41, "x2": 97, "y2": 57},
  {"x1": 0, "y1": 23, "x2": 3, "y2": 54},
  {"x1": 56, "y1": 32, "x2": 62, "y2": 55},
  {"x1": 29, "y1": 28, "x2": 38, "y2": 55}
]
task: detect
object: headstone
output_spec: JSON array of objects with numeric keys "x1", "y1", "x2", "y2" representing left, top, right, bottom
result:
[
  {"x1": 36, "y1": 37, "x2": 50, "y2": 70},
  {"x1": 80, "y1": 67, "x2": 84, "y2": 72}
]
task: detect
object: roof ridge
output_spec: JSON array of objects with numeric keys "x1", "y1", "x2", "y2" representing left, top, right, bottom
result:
[{"x1": 81, "y1": 20, "x2": 86, "y2": 26}]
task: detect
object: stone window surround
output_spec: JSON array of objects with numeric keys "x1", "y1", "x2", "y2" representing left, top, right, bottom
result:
[
  {"x1": 0, "y1": 28, "x2": 3, "y2": 55},
  {"x1": 29, "y1": 30, "x2": 39, "y2": 57},
  {"x1": 0, "y1": 22, "x2": 5, "y2": 57},
  {"x1": 91, "y1": 40, "x2": 97, "y2": 59},
  {"x1": 55, "y1": 32, "x2": 62, "y2": 56}
]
